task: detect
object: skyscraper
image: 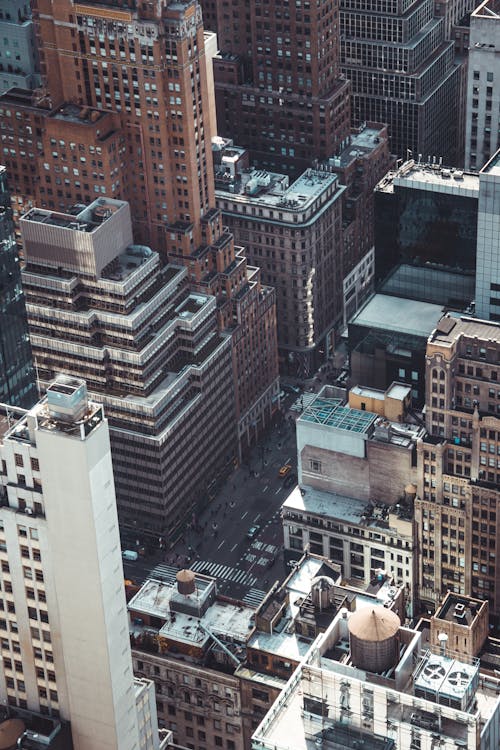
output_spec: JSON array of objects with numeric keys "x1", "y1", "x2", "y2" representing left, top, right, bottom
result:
[
  {"x1": 203, "y1": 0, "x2": 351, "y2": 174},
  {"x1": 19, "y1": 197, "x2": 238, "y2": 539},
  {"x1": 0, "y1": 0, "x2": 278, "y2": 499},
  {"x1": 0, "y1": 376, "x2": 164, "y2": 748},
  {"x1": 17, "y1": 0, "x2": 279, "y2": 456},
  {"x1": 0, "y1": 0, "x2": 39, "y2": 94},
  {"x1": 416, "y1": 315, "x2": 500, "y2": 622},
  {"x1": 464, "y1": 0, "x2": 500, "y2": 171},
  {"x1": 340, "y1": 0, "x2": 463, "y2": 162},
  {"x1": 0, "y1": 165, "x2": 36, "y2": 408}
]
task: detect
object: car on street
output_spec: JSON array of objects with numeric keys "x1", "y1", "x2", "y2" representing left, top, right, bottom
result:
[
  {"x1": 283, "y1": 472, "x2": 297, "y2": 488},
  {"x1": 279, "y1": 464, "x2": 292, "y2": 477},
  {"x1": 246, "y1": 524, "x2": 260, "y2": 539}
]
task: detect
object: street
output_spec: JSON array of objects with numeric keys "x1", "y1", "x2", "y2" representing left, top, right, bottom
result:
[{"x1": 124, "y1": 398, "x2": 298, "y2": 608}]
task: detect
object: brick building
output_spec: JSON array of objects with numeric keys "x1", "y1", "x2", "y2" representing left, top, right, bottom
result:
[
  {"x1": 415, "y1": 315, "x2": 500, "y2": 623},
  {"x1": 1, "y1": 0, "x2": 279, "y2": 462},
  {"x1": 203, "y1": 0, "x2": 351, "y2": 175}
]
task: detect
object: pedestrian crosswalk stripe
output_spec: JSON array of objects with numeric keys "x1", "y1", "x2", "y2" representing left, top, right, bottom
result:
[
  {"x1": 243, "y1": 588, "x2": 266, "y2": 607},
  {"x1": 191, "y1": 559, "x2": 257, "y2": 586},
  {"x1": 150, "y1": 564, "x2": 179, "y2": 583}
]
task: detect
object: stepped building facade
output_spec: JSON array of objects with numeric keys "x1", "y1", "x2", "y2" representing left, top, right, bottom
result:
[
  {"x1": 19, "y1": 198, "x2": 237, "y2": 540},
  {"x1": 340, "y1": 0, "x2": 463, "y2": 162}
]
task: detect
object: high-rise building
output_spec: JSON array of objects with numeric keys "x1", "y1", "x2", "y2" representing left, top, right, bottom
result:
[
  {"x1": 0, "y1": 165, "x2": 36, "y2": 408},
  {"x1": 416, "y1": 315, "x2": 500, "y2": 622},
  {"x1": 340, "y1": 0, "x2": 463, "y2": 162},
  {"x1": 19, "y1": 198, "x2": 237, "y2": 540},
  {"x1": 374, "y1": 159, "x2": 479, "y2": 300},
  {"x1": 476, "y1": 151, "x2": 500, "y2": 322},
  {"x1": 464, "y1": 0, "x2": 500, "y2": 171},
  {"x1": 0, "y1": 1, "x2": 39, "y2": 94},
  {"x1": 203, "y1": 0, "x2": 351, "y2": 174},
  {"x1": 0, "y1": 377, "x2": 165, "y2": 749},
  {"x1": 213, "y1": 124, "x2": 393, "y2": 375},
  {"x1": 214, "y1": 153, "x2": 345, "y2": 376},
  {"x1": 14, "y1": 0, "x2": 279, "y2": 457}
]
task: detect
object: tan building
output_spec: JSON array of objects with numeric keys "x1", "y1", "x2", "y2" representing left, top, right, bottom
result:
[
  {"x1": 429, "y1": 593, "x2": 490, "y2": 660},
  {"x1": 214, "y1": 156, "x2": 345, "y2": 377},
  {"x1": 416, "y1": 315, "x2": 500, "y2": 622},
  {"x1": 0, "y1": 378, "x2": 165, "y2": 749}
]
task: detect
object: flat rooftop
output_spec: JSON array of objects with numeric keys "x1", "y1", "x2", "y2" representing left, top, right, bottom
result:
[
  {"x1": 376, "y1": 160, "x2": 479, "y2": 197},
  {"x1": 325, "y1": 125, "x2": 387, "y2": 169},
  {"x1": 481, "y1": 148, "x2": 500, "y2": 177},
  {"x1": 100, "y1": 245, "x2": 155, "y2": 282},
  {"x1": 49, "y1": 102, "x2": 107, "y2": 125},
  {"x1": 429, "y1": 314, "x2": 500, "y2": 346},
  {"x1": 434, "y1": 594, "x2": 487, "y2": 626},
  {"x1": 283, "y1": 485, "x2": 387, "y2": 527},
  {"x1": 128, "y1": 578, "x2": 254, "y2": 647},
  {"x1": 351, "y1": 294, "x2": 447, "y2": 338},
  {"x1": 22, "y1": 198, "x2": 127, "y2": 234},
  {"x1": 215, "y1": 167, "x2": 339, "y2": 211}
]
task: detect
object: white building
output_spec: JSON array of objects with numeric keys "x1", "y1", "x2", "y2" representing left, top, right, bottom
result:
[
  {"x1": 252, "y1": 604, "x2": 500, "y2": 750},
  {"x1": 0, "y1": 377, "x2": 164, "y2": 750},
  {"x1": 465, "y1": 0, "x2": 500, "y2": 171}
]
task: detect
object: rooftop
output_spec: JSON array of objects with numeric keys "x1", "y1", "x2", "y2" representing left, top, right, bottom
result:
[
  {"x1": 376, "y1": 159, "x2": 479, "y2": 197},
  {"x1": 128, "y1": 576, "x2": 255, "y2": 647},
  {"x1": 282, "y1": 485, "x2": 414, "y2": 530},
  {"x1": 429, "y1": 314, "x2": 500, "y2": 346},
  {"x1": 481, "y1": 147, "x2": 500, "y2": 177},
  {"x1": 215, "y1": 166, "x2": 340, "y2": 213},
  {"x1": 298, "y1": 394, "x2": 377, "y2": 434},
  {"x1": 1, "y1": 377, "x2": 105, "y2": 446},
  {"x1": 324, "y1": 124, "x2": 387, "y2": 169},
  {"x1": 49, "y1": 102, "x2": 107, "y2": 125},
  {"x1": 252, "y1": 609, "x2": 500, "y2": 750},
  {"x1": 434, "y1": 593, "x2": 487, "y2": 627},
  {"x1": 351, "y1": 294, "x2": 448, "y2": 338},
  {"x1": 22, "y1": 198, "x2": 127, "y2": 234}
]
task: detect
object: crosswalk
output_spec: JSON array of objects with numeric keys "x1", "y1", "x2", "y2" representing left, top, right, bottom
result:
[
  {"x1": 149, "y1": 563, "x2": 180, "y2": 584},
  {"x1": 191, "y1": 559, "x2": 257, "y2": 586},
  {"x1": 243, "y1": 588, "x2": 266, "y2": 608}
]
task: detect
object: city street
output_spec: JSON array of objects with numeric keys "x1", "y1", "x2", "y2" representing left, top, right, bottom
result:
[{"x1": 124, "y1": 396, "x2": 299, "y2": 608}]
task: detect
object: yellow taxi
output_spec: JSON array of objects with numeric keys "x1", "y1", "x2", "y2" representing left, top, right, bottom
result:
[{"x1": 279, "y1": 464, "x2": 292, "y2": 477}]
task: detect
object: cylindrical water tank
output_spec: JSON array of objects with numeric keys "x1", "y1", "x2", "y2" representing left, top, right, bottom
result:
[
  {"x1": 176, "y1": 569, "x2": 196, "y2": 595},
  {"x1": 0, "y1": 718, "x2": 25, "y2": 750},
  {"x1": 348, "y1": 606, "x2": 400, "y2": 673}
]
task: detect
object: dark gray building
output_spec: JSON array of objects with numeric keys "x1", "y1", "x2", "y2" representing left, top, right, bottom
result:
[
  {"x1": 374, "y1": 159, "x2": 479, "y2": 306},
  {"x1": 0, "y1": 165, "x2": 36, "y2": 408},
  {"x1": 0, "y1": 1, "x2": 39, "y2": 94},
  {"x1": 340, "y1": 0, "x2": 463, "y2": 162}
]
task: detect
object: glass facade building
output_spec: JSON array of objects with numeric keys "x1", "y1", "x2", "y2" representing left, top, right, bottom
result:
[
  {"x1": 340, "y1": 0, "x2": 462, "y2": 162},
  {"x1": 374, "y1": 163, "x2": 479, "y2": 294},
  {"x1": 0, "y1": 166, "x2": 36, "y2": 407}
]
